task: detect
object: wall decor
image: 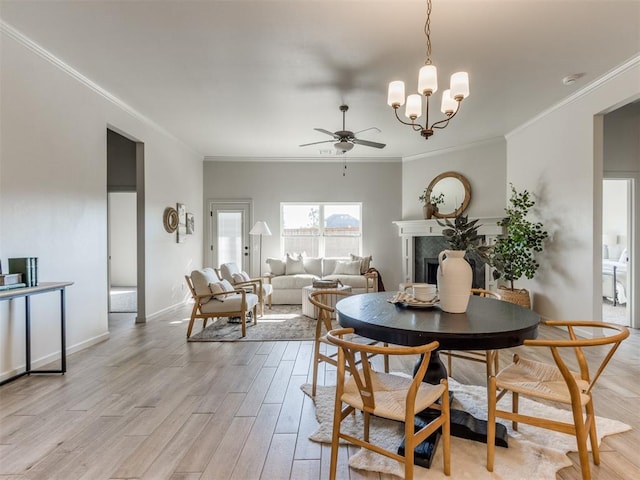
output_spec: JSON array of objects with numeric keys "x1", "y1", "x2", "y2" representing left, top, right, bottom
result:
[
  {"x1": 186, "y1": 213, "x2": 195, "y2": 234},
  {"x1": 176, "y1": 203, "x2": 187, "y2": 243},
  {"x1": 163, "y1": 207, "x2": 179, "y2": 233}
]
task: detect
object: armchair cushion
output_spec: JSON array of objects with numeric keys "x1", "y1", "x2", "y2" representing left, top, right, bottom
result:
[
  {"x1": 200, "y1": 292, "x2": 259, "y2": 314},
  {"x1": 190, "y1": 267, "x2": 219, "y2": 303}
]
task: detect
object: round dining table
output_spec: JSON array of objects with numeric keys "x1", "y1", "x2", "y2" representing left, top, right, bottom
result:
[
  {"x1": 335, "y1": 291, "x2": 541, "y2": 459},
  {"x1": 336, "y1": 291, "x2": 540, "y2": 383}
]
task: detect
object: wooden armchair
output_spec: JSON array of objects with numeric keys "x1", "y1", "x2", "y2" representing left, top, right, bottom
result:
[
  {"x1": 487, "y1": 320, "x2": 629, "y2": 480},
  {"x1": 216, "y1": 262, "x2": 272, "y2": 316},
  {"x1": 326, "y1": 328, "x2": 450, "y2": 480},
  {"x1": 185, "y1": 268, "x2": 259, "y2": 338}
]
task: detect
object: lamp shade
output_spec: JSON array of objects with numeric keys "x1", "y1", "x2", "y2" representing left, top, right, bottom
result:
[{"x1": 250, "y1": 221, "x2": 272, "y2": 236}]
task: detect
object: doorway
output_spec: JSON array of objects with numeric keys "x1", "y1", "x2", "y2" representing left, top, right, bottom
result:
[
  {"x1": 602, "y1": 179, "x2": 632, "y2": 326},
  {"x1": 107, "y1": 128, "x2": 145, "y2": 324},
  {"x1": 208, "y1": 201, "x2": 251, "y2": 273}
]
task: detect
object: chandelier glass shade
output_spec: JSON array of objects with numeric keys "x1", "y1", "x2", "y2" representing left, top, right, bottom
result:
[{"x1": 387, "y1": 0, "x2": 469, "y2": 139}]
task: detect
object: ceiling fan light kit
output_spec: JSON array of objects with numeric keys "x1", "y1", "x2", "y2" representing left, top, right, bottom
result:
[
  {"x1": 299, "y1": 104, "x2": 386, "y2": 153},
  {"x1": 387, "y1": 0, "x2": 470, "y2": 139}
]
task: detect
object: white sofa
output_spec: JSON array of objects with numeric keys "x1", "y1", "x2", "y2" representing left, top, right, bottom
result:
[{"x1": 265, "y1": 254, "x2": 378, "y2": 304}]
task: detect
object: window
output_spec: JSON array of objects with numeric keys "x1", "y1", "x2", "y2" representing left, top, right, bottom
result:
[{"x1": 281, "y1": 203, "x2": 362, "y2": 257}]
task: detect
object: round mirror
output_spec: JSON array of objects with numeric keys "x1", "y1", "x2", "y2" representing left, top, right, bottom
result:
[{"x1": 425, "y1": 171, "x2": 471, "y2": 218}]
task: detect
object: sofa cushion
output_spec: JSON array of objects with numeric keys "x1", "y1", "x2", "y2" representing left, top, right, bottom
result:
[
  {"x1": 190, "y1": 268, "x2": 219, "y2": 303},
  {"x1": 286, "y1": 253, "x2": 305, "y2": 275},
  {"x1": 271, "y1": 273, "x2": 317, "y2": 289},
  {"x1": 303, "y1": 256, "x2": 323, "y2": 277},
  {"x1": 266, "y1": 257, "x2": 286, "y2": 276},
  {"x1": 333, "y1": 260, "x2": 361, "y2": 275},
  {"x1": 323, "y1": 274, "x2": 368, "y2": 289},
  {"x1": 350, "y1": 254, "x2": 373, "y2": 274}
]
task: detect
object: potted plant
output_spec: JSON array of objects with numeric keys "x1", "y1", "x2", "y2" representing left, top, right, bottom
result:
[
  {"x1": 488, "y1": 185, "x2": 548, "y2": 308},
  {"x1": 419, "y1": 190, "x2": 445, "y2": 219}
]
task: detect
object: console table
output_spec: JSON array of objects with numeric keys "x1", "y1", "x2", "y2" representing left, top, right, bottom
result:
[{"x1": 0, "y1": 281, "x2": 73, "y2": 386}]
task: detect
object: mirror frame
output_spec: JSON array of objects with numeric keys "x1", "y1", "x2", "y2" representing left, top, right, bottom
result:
[{"x1": 425, "y1": 171, "x2": 471, "y2": 218}]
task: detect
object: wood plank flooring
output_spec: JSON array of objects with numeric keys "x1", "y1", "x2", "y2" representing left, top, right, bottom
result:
[{"x1": 1, "y1": 304, "x2": 638, "y2": 479}]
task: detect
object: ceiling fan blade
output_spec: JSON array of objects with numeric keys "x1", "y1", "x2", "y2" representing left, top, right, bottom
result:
[
  {"x1": 354, "y1": 127, "x2": 381, "y2": 136},
  {"x1": 314, "y1": 128, "x2": 339, "y2": 138},
  {"x1": 352, "y1": 138, "x2": 386, "y2": 149},
  {"x1": 299, "y1": 139, "x2": 335, "y2": 147}
]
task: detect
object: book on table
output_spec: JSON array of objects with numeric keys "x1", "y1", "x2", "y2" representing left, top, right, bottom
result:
[{"x1": 8, "y1": 257, "x2": 38, "y2": 287}]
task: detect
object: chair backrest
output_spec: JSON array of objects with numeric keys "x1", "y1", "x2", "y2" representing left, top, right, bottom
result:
[
  {"x1": 218, "y1": 262, "x2": 241, "y2": 283},
  {"x1": 327, "y1": 328, "x2": 439, "y2": 414},
  {"x1": 308, "y1": 290, "x2": 352, "y2": 339},
  {"x1": 470, "y1": 288, "x2": 501, "y2": 300},
  {"x1": 524, "y1": 320, "x2": 629, "y2": 396}
]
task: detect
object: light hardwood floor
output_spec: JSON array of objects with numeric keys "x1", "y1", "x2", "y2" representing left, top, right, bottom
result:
[{"x1": 0, "y1": 304, "x2": 638, "y2": 480}]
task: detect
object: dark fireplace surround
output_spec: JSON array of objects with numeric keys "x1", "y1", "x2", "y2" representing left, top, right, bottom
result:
[{"x1": 414, "y1": 236, "x2": 486, "y2": 289}]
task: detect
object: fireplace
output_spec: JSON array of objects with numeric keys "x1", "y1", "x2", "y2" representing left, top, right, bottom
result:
[{"x1": 414, "y1": 236, "x2": 486, "y2": 289}]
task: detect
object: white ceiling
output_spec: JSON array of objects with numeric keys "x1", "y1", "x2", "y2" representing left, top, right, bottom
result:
[{"x1": 1, "y1": 0, "x2": 639, "y2": 160}]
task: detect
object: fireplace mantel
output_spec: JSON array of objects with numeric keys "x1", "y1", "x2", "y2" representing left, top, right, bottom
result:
[
  {"x1": 393, "y1": 217, "x2": 504, "y2": 237},
  {"x1": 393, "y1": 217, "x2": 504, "y2": 287}
]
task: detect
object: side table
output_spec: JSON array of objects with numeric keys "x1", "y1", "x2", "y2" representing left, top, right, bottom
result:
[{"x1": 302, "y1": 284, "x2": 352, "y2": 319}]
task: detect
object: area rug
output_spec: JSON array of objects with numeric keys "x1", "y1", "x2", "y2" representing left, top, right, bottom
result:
[
  {"x1": 187, "y1": 305, "x2": 332, "y2": 342},
  {"x1": 301, "y1": 377, "x2": 631, "y2": 479}
]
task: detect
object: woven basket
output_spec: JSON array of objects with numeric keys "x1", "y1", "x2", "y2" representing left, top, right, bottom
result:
[{"x1": 497, "y1": 287, "x2": 531, "y2": 309}]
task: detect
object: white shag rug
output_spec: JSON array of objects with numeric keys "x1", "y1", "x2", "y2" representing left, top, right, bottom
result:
[{"x1": 301, "y1": 377, "x2": 630, "y2": 479}]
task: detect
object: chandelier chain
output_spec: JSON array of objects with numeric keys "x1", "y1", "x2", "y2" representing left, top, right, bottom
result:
[{"x1": 424, "y1": 0, "x2": 432, "y2": 65}]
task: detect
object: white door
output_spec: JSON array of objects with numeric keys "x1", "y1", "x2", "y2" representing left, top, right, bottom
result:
[{"x1": 208, "y1": 201, "x2": 251, "y2": 272}]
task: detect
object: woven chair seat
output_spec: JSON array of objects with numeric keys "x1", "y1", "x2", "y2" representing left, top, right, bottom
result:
[
  {"x1": 342, "y1": 370, "x2": 446, "y2": 422},
  {"x1": 496, "y1": 356, "x2": 590, "y2": 405}
]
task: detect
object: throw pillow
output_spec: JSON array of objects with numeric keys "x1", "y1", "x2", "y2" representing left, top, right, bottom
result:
[
  {"x1": 350, "y1": 254, "x2": 373, "y2": 274},
  {"x1": 241, "y1": 271, "x2": 251, "y2": 281},
  {"x1": 303, "y1": 256, "x2": 323, "y2": 277},
  {"x1": 220, "y1": 279, "x2": 235, "y2": 292},
  {"x1": 333, "y1": 260, "x2": 362, "y2": 275},
  {"x1": 286, "y1": 253, "x2": 305, "y2": 275},
  {"x1": 232, "y1": 273, "x2": 245, "y2": 284},
  {"x1": 266, "y1": 257, "x2": 286, "y2": 276},
  {"x1": 209, "y1": 282, "x2": 227, "y2": 301}
]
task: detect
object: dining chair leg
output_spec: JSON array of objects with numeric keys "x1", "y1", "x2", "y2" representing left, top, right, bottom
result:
[
  {"x1": 311, "y1": 341, "x2": 321, "y2": 397},
  {"x1": 572, "y1": 401, "x2": 592, "y2": 480},
  {"x1": 586, "y1": 401, "x2": 600, "y2": 465},
  {"x1": 487, "y1": 375, "x2": 497, "y2": 472},
  {"x1": 442, "y1": 383, "x2": 451, "y2": 476},
  {"x1": 404, "y1": 418, "x2": 415, "y2": 480},
  {"x1": 512, "y1": 392, "x2": 519, "y2": 431}
]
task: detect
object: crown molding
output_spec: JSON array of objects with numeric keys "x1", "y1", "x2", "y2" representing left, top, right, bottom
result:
[
  {"x1": 402, "y1": 136, "x2": 505, "y2": 163},
  {"x1": 0, "y1": 20, "x2": 201, "y2": 157},
  {"x1": 506, "y1": 54, "x2": 640, "y2": 139},
  {"x1": 203, "y1": 155, "x2": 401, "y2": 163}
]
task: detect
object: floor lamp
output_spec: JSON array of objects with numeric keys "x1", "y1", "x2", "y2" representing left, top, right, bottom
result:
[{"x1": 249, "y1": 221, "x2": 272, "y2": 277}]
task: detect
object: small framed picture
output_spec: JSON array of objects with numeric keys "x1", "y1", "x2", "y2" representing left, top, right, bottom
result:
[
  {"x1": 186, "y1": 213, "x2": 195, "y2": 234},
  {"x1": 176, "y1": 203, "x2": 187, "y2": 243}
]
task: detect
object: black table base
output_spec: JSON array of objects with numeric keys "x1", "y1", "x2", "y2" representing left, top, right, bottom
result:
[{"x1": 405, "y1": 351, "x2": 508, "y2": 467}]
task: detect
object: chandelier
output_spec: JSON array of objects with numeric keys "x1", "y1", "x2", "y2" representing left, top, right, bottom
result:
[{"x1": 387, "y1": 0, "x2": 469, "y2": 139}]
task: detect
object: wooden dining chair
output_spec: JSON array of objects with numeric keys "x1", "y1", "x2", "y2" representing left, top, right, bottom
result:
[
  {"x1": 307, "y1": 290, "x2": 389, "y2": 396},
  {"x1": 326, "y1": 328, "x2": 451, "y2": 480},
  {"x1": 440, "y1": 288, "x2": 502, "y2": 379},
  {"x1": 486, "y1": 320, "x2": 629, "y2": 480}
]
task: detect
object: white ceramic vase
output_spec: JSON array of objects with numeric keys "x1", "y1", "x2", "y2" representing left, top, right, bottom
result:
[{"x1": 437, "y1": 250, "x2": 472, "y2": 313}]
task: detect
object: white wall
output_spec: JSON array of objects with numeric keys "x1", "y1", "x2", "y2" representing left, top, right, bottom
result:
[
  {"x1": 203, "y1": 160, "x2": 403, "y2": 291},
  {"x1": 0, "y1": 29, "x2": 203, "y2": 381},
  {"x1": 505, "y1": 57, "x2": 640, "y2": 322},
  {"x1": 402, "y1": 138, "x2": 507, "y2": 221}
]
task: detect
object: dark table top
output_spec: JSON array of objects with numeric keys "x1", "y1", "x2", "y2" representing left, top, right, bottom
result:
[{"x1": 336, "y1": 291, "x2": 539, "y2": 350}]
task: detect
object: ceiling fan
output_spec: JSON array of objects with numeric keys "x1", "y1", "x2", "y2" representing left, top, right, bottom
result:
[{"x1": 299, "y1": 105, "x2": 386, "y2": 153}]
